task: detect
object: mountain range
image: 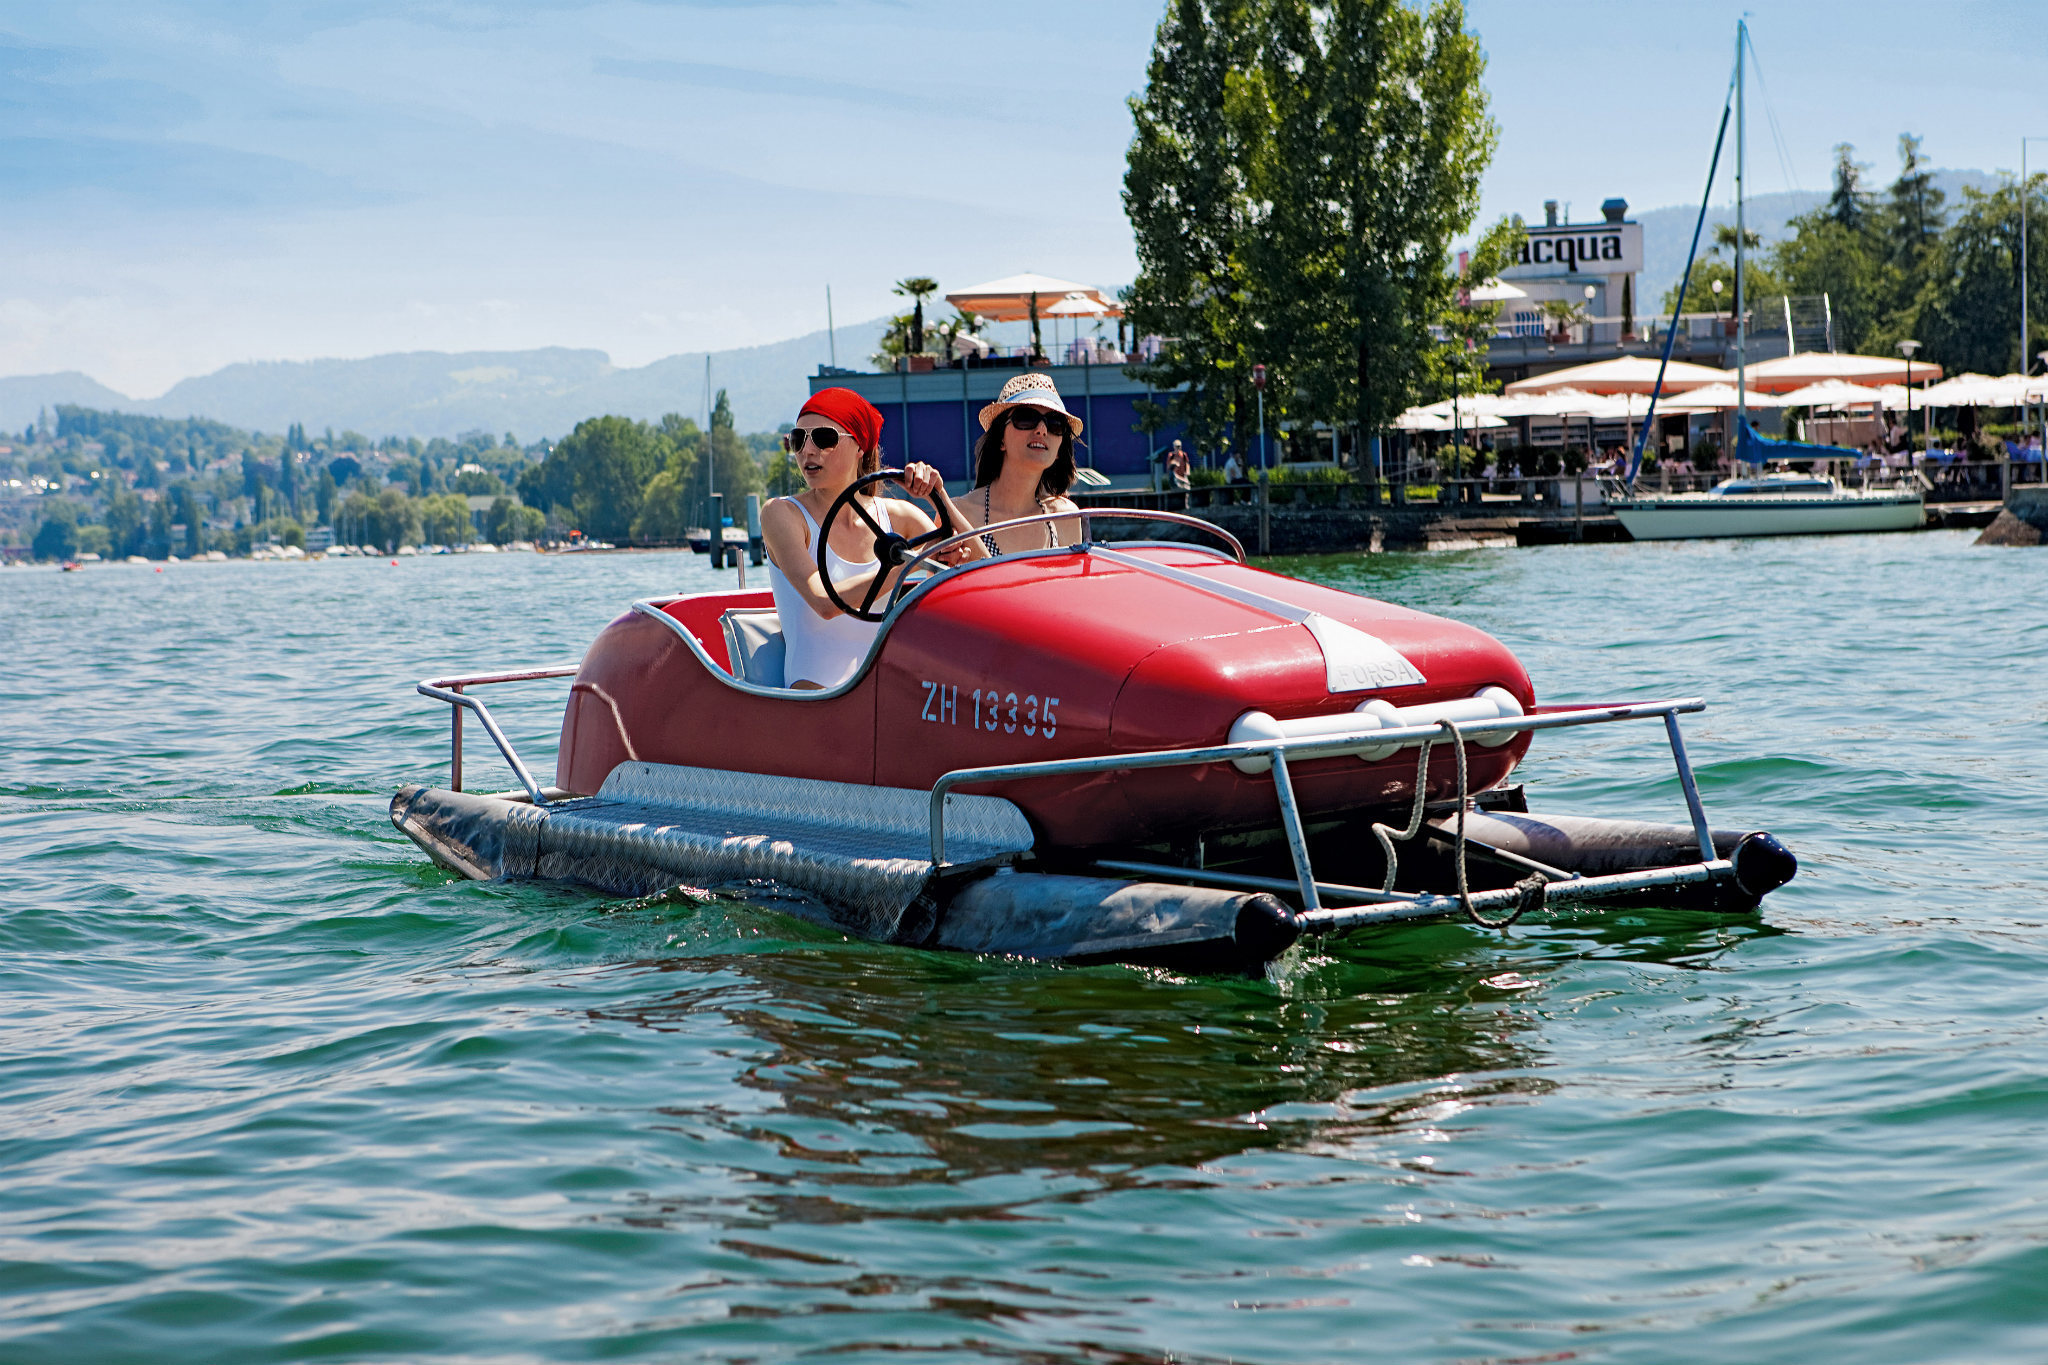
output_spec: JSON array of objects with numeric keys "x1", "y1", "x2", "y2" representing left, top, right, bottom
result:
[
  {"x1": 0, "y1": 320, "x2": 898, "y2": 443},
  {"x1": 0, "y1": 169, "x2": 2002, "y2": 441}
]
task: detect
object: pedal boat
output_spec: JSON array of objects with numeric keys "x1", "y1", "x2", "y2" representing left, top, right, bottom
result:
[{"x1": 392, "y1": 488, "x2": 1795, "y2": 973}]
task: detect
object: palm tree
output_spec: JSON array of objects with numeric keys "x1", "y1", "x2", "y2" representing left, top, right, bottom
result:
[{"x1": 894, "y1": 277, "x2": 940, "y2": 355}]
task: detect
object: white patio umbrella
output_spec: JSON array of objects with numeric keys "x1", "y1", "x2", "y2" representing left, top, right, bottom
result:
[
  {"x1": 943, "y1": 273, "x2": 1121, "y2": 323},
  {"x1": 1740, "y1": 351, "x2": 1943, "y2": 392},
  {"x1": 1043, "y1": 292, "x2": 1110, "y2": 358},
  {"x1": 1654, "y1": 383, "x2": 1788, "y2": 411},
  {"x1": 1393, "y1": 409, "x2": 1507, "y2": 431},
  {"x1": 1916, "y1": 373, "x2": 2024, "y2": 406},
  {"x1": 1504, "y1": 356, "x2": 1731, "y2": 395},
  {"x1": 1771, "y1": 380, "x2": 1890, "y2": 409}
]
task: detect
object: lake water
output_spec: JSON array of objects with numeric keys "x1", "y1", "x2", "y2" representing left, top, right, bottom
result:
[{"x1": 4, "y1": 531, "x2": 2046, "y2": 1363}]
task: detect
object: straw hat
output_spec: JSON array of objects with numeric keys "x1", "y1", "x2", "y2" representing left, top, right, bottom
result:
[{"x1": 977, "y1": 372, "x2": 1083, "y2": 436}]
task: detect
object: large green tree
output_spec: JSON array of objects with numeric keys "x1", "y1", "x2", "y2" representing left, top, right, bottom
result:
[
  {"x1": 1122, "y1": 0, "x2": 1264, "y2": 455},
  {"x1": 1125, "y1": 0, "x2": 1497, "y2": 475},
  {"x1": 526, "y1": 415, "x2": 663, "y2": 540},
  {"x1": 1258, "y1": 0, "x2": 1495, "y2": 474},
  {"x1": 1917, "y1": 178, "x2": 2048, "y2": 375}
]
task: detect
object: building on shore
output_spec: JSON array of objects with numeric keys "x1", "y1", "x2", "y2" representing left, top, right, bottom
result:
[
  {"x1": 1482, "y1": 197, "x2": 1805, "y2": 391},
  {"x1": 808, "y1": 356, "x2": 1190, "y2": 488}
]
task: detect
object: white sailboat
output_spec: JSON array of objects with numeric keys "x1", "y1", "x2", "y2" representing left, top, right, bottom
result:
[{"x1": 1611, "y1": 20, "x2": 1923, "y2": 542}]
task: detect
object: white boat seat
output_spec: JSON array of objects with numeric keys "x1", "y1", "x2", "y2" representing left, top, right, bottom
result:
[{"x1": 719, "y1": 607, "x2": 786, "y2": 688}]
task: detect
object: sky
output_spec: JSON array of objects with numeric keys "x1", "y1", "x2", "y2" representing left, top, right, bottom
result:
[{"x1": 3, "y1": 0, "x2": 2041, "y2": 398}]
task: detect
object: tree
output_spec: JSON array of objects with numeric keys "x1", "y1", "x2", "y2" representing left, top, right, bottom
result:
[
  {"x1": 315, "y1": 467, "x2": 338, "y2": 525},
  {"x1": 146, "y1": 496, "x2": 173, "y2": 559},
  {"x1": 893, "y1": 277, "x2": 939, "y2": 356},
  {"x1": 417, "y1": 492, "x2": 476, "y2": 545},
  {"x1": 1917, "y1": 179, "x2": 2047, "y2": 375},
  {"x1": 171, "y1": 483, "x2": 204, "y2": 558},
  {"x1": 537, "y1": 415, "x2": 664, "y2": 540},
  {"x1": 485, "y1": 496, "x2": 546, "y2": 545},
  {"x1": 369, "y1": 488, "x2": 421, "y2": 551},
  {"x1": 1827, "y1": 142, "x2": 1872, "y2": 231},
  {"x1": 103, "y1": 485, "x2": 146, "y2": 558},
  {"x1": 31, "y1": 501, "x2": 82, "y2": 560},
  {"x1": 1255, "y1": 0, "x2": 1497, "y2": 474},
  {"x1": 704, "y1": 391, "x2": 758, "y2": 500},
  {"x1": 1122, "y1": 0, "x2": 1264, "y2": 454},
  {"x1": 1426, "y1": 214, "x2": 1526, "y2": 404},
  {"x1": 1886, "y1": 133, "x2": 1947, "y2": 279},
  {"x1": 1773, "y1": 201, "x2": 1890, "y2": 353}
]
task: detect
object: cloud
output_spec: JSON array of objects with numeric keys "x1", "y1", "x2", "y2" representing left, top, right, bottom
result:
[{"x1": 593, "y1": 54, "x2": 924, "y2": 113}]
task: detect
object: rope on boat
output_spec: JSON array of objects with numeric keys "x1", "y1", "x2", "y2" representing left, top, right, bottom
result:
[{"x1": 1371, "y1": 719, "x2": 1542, "y2": 931}]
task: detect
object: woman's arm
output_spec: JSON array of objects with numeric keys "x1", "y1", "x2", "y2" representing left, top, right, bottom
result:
[
  {"x1": 1047, "y1": 495, "x2": 1084, "y2": 548},
  {"x1": 893, "y1": 465, "x2": 988, "y2": 561},
  {"x1": 761, "y1": 497, "x2": 885, "y2": 621}
]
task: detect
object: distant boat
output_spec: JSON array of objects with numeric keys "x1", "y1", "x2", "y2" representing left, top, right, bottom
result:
[
  {"x1": 686, "y1": 526, "x2": 751, "y2": 555},
  {"x1": 1611, "y1": 469, "x2": 1923, "y2": 540},
  {"x1": 1615, "y1": 20, "x2": 1925, "y2": 543}
]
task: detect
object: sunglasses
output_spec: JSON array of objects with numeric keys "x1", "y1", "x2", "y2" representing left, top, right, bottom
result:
[
  {"x1": 783, "y1": 426, "x2": 845, "y2": 452},
  {"x1": 1006, "y1": 408, "x2": 1071, "y2": 438}
]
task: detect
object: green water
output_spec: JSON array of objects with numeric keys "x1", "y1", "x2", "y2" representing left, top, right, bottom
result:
[{"x1": 3, "y1": 533, "x2": 2045, "y2": 1363}]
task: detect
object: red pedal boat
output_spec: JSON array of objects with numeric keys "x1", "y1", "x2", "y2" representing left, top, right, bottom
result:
[{"x1": 394, "y1": 479, "x2": 1794, "y2": 972}]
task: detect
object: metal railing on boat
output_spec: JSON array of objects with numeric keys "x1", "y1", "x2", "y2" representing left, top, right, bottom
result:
[
  {"x1": 927, "y1": 698, "x2": 1722, "y2": 928},
  {"x1": 417, "y1": 666, "x2": 579, "y2": 805}
]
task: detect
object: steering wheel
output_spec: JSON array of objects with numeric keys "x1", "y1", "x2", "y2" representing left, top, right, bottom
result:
[{"x1": 816, "y1": 468, "x2": 960, "y2": 622}]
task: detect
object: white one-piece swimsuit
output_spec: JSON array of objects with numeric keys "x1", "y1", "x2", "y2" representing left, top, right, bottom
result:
[{"x1": 766, "y1": 496, "x2": 890, "y2": 689}]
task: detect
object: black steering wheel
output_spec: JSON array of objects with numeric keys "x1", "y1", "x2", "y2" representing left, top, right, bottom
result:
[{"x1": 817, "y1": 468, "x2": 960, "y2": 623}]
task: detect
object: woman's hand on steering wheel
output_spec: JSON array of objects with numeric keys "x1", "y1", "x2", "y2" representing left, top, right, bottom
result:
[{"x1": 816, "y1": 468, "x2": 962, "y2": 623}]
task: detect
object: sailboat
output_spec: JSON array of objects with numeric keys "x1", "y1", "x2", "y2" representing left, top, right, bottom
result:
[{"x1": 1608, "y1": 20, "x2": 1924, "y2": 542}]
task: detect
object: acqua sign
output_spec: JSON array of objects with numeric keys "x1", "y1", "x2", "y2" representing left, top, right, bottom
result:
[{"x1": 1501, "y1": 222, "x2": 1643, "y2": 278}]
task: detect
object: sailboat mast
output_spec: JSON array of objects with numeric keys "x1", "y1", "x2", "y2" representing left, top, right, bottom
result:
[{"x1": 1734, "y1": 19, "x2": 1747, "y2": 462}]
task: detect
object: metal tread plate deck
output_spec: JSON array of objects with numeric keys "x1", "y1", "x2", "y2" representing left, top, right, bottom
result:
[{"x1": 393, "y1": 761, "x2": 1035, "y2": 939}]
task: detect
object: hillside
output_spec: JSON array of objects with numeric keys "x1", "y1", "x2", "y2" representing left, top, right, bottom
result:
[{"x1": 0, "y1": 320, "x2": 898, "y2": 441}]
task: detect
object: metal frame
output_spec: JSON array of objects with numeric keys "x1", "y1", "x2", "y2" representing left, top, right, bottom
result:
[
  {"x1": 928, "y1": 697, "x2": 1720, "y2": 925},
  {"x1": 417, "y1": 666, "x2": 579, "y2": 805}
]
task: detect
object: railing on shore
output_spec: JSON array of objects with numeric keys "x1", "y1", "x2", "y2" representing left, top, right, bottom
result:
[{"x1": 1077, "y1": 456, "x2": 2041, "y2": 516}]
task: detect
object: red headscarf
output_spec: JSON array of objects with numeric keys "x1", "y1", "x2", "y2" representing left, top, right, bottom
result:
[{"x1": 799, "y1": 387, "x2": 884, "y2": 454}]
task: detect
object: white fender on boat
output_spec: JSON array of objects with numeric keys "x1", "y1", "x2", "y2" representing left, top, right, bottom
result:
[{"x1": 1227, "y1": 686, "x2": 1523, "y2": 774}]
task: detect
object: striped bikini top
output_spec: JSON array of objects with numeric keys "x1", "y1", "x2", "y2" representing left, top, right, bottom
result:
[{"x1": 979, "y1": 486, "x2": 1059, "y2": 558}]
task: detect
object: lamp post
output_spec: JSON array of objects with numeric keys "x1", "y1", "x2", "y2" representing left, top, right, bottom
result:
[
  {"x1": 2022, "y1": 138, "x2": 2048, "y2": 379},
  {"x1": 1898, "y1": 338, "x2": 1920, "y2": 457},
  {"x1": 1252, "y1": 363, "x2": 1269, "y2": 473}
]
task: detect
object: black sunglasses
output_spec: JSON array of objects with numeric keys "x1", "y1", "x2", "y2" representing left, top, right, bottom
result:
[
  {"x1": 1006, "y1": 408, "x2": 1071, "y2": 438},
  {"x1": 783, "y1": 426, "x2": 844, "y2": 452}
]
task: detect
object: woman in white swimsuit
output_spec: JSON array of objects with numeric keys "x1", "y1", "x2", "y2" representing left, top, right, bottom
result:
[
  {"x1": 957, "y1": 372, "x2": 1085, "y2": 556},
  {"x1": 761, "y1": 387, "x2": 974, "y2": 689}
]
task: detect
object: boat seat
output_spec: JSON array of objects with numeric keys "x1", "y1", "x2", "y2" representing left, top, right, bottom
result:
[{"x1": 719, "y1": 607, "x2": 786, "y2": 688}]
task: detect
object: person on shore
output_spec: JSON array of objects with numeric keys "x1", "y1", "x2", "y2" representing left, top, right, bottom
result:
[
  {"x1": 1164, "y1": 439, "x2": 1191, "y2": 510},
  {"x1": 762, "y1": 387, "x2": 973, "y2": 690},
  {"x1": 957, "y1": 373, "x2": 1084, "y2": 556},
  {"x1": 1165, "y1": 440, "x2": 1191, "y2": 490}
]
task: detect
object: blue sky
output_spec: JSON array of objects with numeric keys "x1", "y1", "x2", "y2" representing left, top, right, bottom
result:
[{"x1": 3, "y1": 0, "x2": 2040, "y2": 396}]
